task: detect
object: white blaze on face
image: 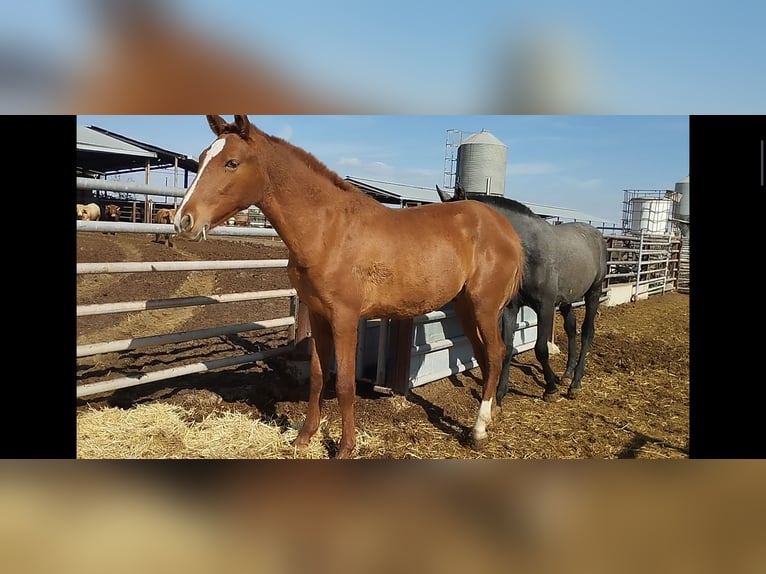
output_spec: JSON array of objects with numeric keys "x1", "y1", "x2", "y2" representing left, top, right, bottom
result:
[{"x1": 176, "y1": 137, "x2": 227, "y2": 227}]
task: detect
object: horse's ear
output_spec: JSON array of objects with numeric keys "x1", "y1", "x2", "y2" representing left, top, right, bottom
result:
[
  {"x1": 435, "y1": 185, "x2": 451, "y2": 203},
  {"x1": 454, "y1": 182, "x2": 467, "y2": 200},
  {"x1": 233, "y1": 115, "x2": 252, "y2": 140},
  {"x1": 207, "y1": 115, "x2": 228, "y2": 136}
]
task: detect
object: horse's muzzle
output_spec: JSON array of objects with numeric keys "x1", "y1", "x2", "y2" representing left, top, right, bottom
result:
[{"x1": 175, "y1": 213, "x2": 208, "y2": 241}]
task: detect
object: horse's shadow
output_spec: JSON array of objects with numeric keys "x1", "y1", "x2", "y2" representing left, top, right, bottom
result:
[
  {"x1": 445, "y1": 359, "x2": 547, "y2": 403},
  {"x1": 405, "y1": 391, "x2": 473, "y2": 448},
  {"x1": 610, "y1": 418, "x2": 689, "y2": 458}
]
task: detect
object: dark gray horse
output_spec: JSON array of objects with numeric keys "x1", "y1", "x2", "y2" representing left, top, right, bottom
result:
[{"x1": 437, "y1": 184, "x2": 607, "y2": 404}]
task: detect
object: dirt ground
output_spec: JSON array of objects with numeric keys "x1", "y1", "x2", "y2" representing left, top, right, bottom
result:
[{"x1": 76, "y1": 231, "x2": 689, "y2": 459}]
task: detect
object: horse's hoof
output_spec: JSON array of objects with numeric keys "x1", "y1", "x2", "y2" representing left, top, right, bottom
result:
[
  {"x1": 292, "y1": 432, "x2": 312, "y2": 450},
  {"x1": 542, "y1": 391, "x2": 561, "y2": 403},
  {"x1": 335, "y1": 444, "x2": 356, "y2": 459},
  {"x1": 567, "y1": 387, "x2": 582, "y2": 400},
  {"x1": 292, "y1": 438, "x2": 309, "y2": 451},
  {"x1": 470, "y1": 434, "x2": 488, "y2": 451},
  {"x1": 560, "y1": 373, "x2": 573, "y2": 385}
]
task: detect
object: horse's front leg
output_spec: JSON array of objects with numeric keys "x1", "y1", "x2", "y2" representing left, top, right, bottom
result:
[
  {"x1": 332, "y1": 312, "x2": 360, "y2": 459},
  {"x1": 294, "y1": 312, "x2": 333, "y2": 450}
]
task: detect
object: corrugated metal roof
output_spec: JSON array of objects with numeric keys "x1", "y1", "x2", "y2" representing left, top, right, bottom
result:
[
  {"x1": 77, "y1": 125, "x2": 199, "y2": 176},
  {"x1": 77, "y1": 125, "x2": 156, "y2": 158},
  {"x1": 345, "y1": 177, "x2": 440, "y2": 204},
  {"x1": 520, "y1": 200, "x2": 616, "y2": 225},
  {"x1": 346, "y1": 176, "x2": 615, "y2": 224}
]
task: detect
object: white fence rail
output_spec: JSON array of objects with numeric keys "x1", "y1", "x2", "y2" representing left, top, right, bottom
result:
[{"x1": 76, "y1": 225, "x2": 296, "y2": 399}]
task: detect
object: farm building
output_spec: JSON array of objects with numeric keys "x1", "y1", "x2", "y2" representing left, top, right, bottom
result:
[{"x1": 77, "y1": 125, "x2": 198, "y2": 221}]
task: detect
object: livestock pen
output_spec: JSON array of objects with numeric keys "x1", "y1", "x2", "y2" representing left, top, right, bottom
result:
[{"x1": 76, "y1": 178, "x2": 684, "y2": 400}]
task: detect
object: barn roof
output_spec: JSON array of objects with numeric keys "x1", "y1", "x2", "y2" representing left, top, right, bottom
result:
[
  {"x1": 346, "y1": 176, "x2": 615, "y2": 224},
  {"x1": 77, "y1": 125, "x2": 199, "y2": 177},
  {"x1": 345, "y1": 177, "x2": 441, "y2": 206},
  {"x1": 518, "y1": 200, "x2": 616, "y2": 225}
]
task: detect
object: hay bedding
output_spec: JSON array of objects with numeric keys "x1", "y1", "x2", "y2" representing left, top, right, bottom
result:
[{"x1": 76, "y1": 232, "x2": 689, "y2": 459}]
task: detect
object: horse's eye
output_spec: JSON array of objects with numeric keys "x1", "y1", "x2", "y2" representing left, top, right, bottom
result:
[{"x1": 225, "y1": 159, "x2": 239, "y2": 169}]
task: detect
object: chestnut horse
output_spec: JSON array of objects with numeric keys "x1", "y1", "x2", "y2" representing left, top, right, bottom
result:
[{"x1": 174, "y1": 115, "x2": 524, "y2": 458}]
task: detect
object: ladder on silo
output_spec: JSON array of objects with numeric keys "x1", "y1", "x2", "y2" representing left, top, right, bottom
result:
[{"x1": 443, "y1": 129, "x2": 463, "y2": 190}]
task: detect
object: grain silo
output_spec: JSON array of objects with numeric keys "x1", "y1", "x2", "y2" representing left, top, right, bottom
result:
[{"x1": 456, "y1": 129, "x2": 508, "y2": 196}]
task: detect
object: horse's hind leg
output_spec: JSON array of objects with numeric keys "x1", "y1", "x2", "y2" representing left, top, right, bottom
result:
[
  {"x1": 559, "y1": 302, "x2": 579, "y2": 385},
  {"x1": 470, "y1": 305, "x2": 507, "y2": 448},
  {"x1": 452, "y1": 296, "x2": 488, "y2": 377},
  {"x1": 566, "y1": 288, "x2": 601, "y2": 399},
  {"x1": 496, "y1": 300, "x2": 520, "y2": 408},
  {"x1": 294, "y1": 312, "x2": 333, "y2": 451},
  {"x1": 455, "y1": 292, "x2": 506, "y2": 448}
]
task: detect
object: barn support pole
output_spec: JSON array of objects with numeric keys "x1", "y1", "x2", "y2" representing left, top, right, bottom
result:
[
  {"x1": 385, "y1": 318, "x2": 414, "y2": 395},
  {"x1": 144, "y1": 159, "x2": 151, "y2": 223}
]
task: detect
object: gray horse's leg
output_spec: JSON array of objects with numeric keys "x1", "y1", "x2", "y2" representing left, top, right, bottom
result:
[
  {"x1": 535, "y1": 303, "x2": 562, "y2": 402},
  {"x1": 567, "y1": 288, "x2": 601, "y2": 399},
  {"x1": 496, "y1": 301, "x2": 519, "y2": 407},
  {"x1": 559, "y1": 302, "x2": 578, "y2": 384}
]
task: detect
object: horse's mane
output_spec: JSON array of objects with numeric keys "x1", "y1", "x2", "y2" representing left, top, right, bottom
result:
[
  {"x1": 466, "y1": 193, "x2": 539, "y2": 218},
  {"x1": 223, "y1": 122, "x2": 360, "y2": 194}
]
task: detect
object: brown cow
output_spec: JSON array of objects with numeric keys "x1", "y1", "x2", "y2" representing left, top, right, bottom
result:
[
  {"x1": 104, "y1": 204, "x2": 121, "y2": 221},
  {"x1": 154, "y1": 208, "x2": 177, "y2": 246},
  {"x1": 77, "y1": 203, "x2": 101, "y2": 221},
  {"x1": 102, "y1": 204, "x2": 121, "y2": 235}
]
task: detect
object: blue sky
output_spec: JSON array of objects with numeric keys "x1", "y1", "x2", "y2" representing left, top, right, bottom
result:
[
  {"x1": 77, "y1": 115, "x2": 689, "y2": 225},
  {"x1": 4, "y1": 2, "x2": 765, "y2": 113}
]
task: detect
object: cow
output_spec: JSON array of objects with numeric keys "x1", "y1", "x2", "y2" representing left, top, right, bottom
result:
[
  {"x1": 77, "y1": 203, "x2": 101, "y2": 221},
  {"x1": 103, "y1": 204, "x2": 121, "y2": 221},
  {"x1": 154, "y1": 208, "x2": 177, "y2": 246},
  {"x1": 101, "y1": 204, "x2": 121, "y2": 235}
]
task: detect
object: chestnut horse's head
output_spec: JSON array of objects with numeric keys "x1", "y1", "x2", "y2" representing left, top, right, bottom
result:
[{"x1": 175, "y1": 115, "x2": 269, "y2": 240}]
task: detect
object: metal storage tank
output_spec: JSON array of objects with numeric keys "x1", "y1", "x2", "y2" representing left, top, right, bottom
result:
[
  {"x1": 456, "y1": 129, "x2": 508, "y2": 196},
  {"x1": 630, "y1": 197, "x2": 673, "y2": 234}
]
